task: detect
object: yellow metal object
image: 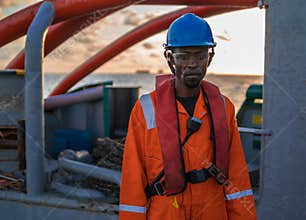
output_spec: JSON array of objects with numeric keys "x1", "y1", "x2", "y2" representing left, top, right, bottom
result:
[
  {"x1": 15, "y1": 69, "x2": 25, "y2": 75},
  {"x1": 252, "y1": 115, "x2": 262, "y2": 125},
  {"x1": 172, "y1": 196, "x2": 179, "y2": 208}
]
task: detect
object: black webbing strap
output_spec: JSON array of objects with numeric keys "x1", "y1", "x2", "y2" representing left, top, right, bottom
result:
[
  {"x1": 146, "y1": 167, "x2": 213, "y2": 198},
  {"x1": 186, "y1": 168, "x2": 212, "y2": 184},
  {"x1": 145, "y1": 170, "x2": 165, "y2": 197}
]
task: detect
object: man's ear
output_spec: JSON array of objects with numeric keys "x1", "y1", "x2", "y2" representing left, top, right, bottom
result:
[
  {"x1": 164, "y1": 50, "x2": 174, "y2": 63},
  {"x1": 164, "y1": 50, "x2": 176, "y2": 75}
]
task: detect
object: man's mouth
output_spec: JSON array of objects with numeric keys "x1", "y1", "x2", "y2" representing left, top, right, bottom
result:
[{"x1": 184, "y1": 72, "x2": 201, "y2": 78}]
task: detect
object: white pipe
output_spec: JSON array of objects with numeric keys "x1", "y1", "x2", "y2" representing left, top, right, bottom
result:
[
  {"x1": 58, "y1": 158, "x2": 121, "y2": 185},
  {"x1": 238, "y1": 127, "x2": 272, "y2": 136},
  {"x1": 45, "y1": 86, "x2": 104, "y2": 111}
]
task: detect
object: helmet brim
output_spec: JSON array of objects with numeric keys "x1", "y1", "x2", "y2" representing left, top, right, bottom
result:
[{"x1": 164, "y1": 42, "x2": 216, "y2": 49}]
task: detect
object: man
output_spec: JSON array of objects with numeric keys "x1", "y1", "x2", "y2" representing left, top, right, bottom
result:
[{"x1": 119, "y1": 13, "x2": 257, "y2": 220}]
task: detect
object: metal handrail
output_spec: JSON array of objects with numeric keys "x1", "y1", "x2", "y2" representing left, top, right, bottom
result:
[
  {"x1": 238, "y1": 127, "x2": 272, "y2": 136},
  {"x1": 25, "y1": 2, "x2": 55, "y2": 195}
]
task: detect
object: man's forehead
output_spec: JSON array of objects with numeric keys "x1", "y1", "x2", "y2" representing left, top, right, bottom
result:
[{"x1": 172, "y1": 46, "x2": 209, "y2": 53}]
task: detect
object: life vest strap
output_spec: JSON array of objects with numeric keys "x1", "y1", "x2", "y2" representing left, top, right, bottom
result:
[
  {"x1": 155, "y1": 78, "x2": 187, "y2": 195},
  {"x1": 146, "y1": 167, "x2": 215, "y2": 198}
]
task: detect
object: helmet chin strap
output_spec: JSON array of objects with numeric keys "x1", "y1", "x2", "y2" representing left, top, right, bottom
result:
[
  {"x1": 207, "y1": 47, "x2": 215, "y2": 67},
  {"x1": 168, "y1": 60, "x2": 176, "y2": 75}
]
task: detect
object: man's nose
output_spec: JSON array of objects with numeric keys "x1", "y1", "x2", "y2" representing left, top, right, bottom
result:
[{"x1": 186, "y1": 58, "x2": 198, "y2": 68}]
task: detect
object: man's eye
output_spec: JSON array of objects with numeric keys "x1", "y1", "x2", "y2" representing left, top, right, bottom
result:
[
  {"x1": 180, "y1": 55, "x2": 188, "y2": 60},
  {"x1": 197, "y1": 55, "x2": 206, "y2": 60}
]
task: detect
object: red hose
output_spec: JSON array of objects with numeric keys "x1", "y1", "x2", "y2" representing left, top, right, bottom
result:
[
  {"x1": 6, "y1": 8, "x2": 119, "y2": 69},
  {"x1": 143, "y1": 0, "x2": 257, "y2": 5},
  {"x1": 0, "y1": 0, "x2": 136, "y2": 47},
  {"x1": 0, "y1": 0, "x2": 257, "y2": 47}
]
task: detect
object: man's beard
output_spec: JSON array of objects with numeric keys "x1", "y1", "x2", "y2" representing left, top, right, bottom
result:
[
  {"x1": 184, "y1": 78, "x2": 202, "y2": 88},
  {"x1": 182, "y1": 71, "x2": 206, "y2": 88}
]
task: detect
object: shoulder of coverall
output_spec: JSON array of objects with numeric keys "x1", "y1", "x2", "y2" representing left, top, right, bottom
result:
[{"x1": 132, "y1": 91, "x2": 157, "y2": 124}]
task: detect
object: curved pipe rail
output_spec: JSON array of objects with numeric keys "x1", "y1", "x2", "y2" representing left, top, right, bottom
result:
[
  {"x1": 0, "y1": 0, "x2": 258, "y2": 47},
  {"x1": 25, "y1": 1, "x2": 55, "y2": 195},
  {"x1": 50, "y1": 5, "x2": 249, "y2": 96}
]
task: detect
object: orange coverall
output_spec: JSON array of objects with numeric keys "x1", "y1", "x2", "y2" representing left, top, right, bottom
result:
[{"x1": 119, "y1": 89, "x2": 257, "y2": 220}]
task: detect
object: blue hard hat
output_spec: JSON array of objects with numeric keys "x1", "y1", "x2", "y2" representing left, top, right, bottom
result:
[{"x1": 164, "y1": 13, "x2": 216, "y2": 48}]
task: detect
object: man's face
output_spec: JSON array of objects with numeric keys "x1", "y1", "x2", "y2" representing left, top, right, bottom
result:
[{"x1": 170, "y1": 46, "x2": 210, "y2": 89}]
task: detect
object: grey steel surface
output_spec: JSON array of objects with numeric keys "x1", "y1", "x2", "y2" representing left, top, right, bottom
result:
[
  {"x1": 0, "y1": 190, "x2": 117, "y2": 220},
  {"x1": 257, "y1": 0, "x2": 306, "y2": 219},
  {"x1": 0, "y1": 71, "x2": 24, "y2": 126},
  {"x1": 0, "y1": 149, "x2": 18, "y2": 172},
  {"x1": 44, "y1": 86, "x2": 139, "y2": 150},
  {"x1": 25, "y1": 2, "x2": 54, "y2": 195},
  {"x1": 50, "y1": 181, "x2": 105, "y2": 200},
  {"x1": 45, "y1": 98, "x2": 105, "y2": 151},
  {"x1": 107, "y1": 87, "x2": 139, "y2": 138}
]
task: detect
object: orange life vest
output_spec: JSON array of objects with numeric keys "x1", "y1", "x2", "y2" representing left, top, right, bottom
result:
[{"x1": 154, "y1": 74, "x2": 229, "y2": 196}]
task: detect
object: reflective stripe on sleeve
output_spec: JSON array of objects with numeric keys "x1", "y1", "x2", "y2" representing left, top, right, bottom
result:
[
  {"x1": 119, "y1": 204, "x2": 146, "y2": 213},
  {"x1": 140, "y1": 94, "x2": 156, "y2": 129},
  {"x1": 225, "y1": 189, "x2": 253, "y2": 200}
]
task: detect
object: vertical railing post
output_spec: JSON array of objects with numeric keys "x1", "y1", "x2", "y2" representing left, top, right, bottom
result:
[{"x1": 25, "y1": 2, "x2": 55, "y2": 195}]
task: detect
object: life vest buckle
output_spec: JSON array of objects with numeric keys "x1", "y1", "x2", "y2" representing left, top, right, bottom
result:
[
  {"x1": 153, "y1": 181, "x2": 165, "y2": 196},
  {"x1": 208, "y1": 165, "x2": 228, "y2": 185}
]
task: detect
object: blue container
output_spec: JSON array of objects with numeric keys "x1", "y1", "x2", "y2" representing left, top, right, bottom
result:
[{"x1": 51, "y1": 129, "x2": 92, "y2": 158}]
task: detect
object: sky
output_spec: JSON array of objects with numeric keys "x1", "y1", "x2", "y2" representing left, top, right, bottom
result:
[{"x1": 0, "y1": 1, "x2": 266, "y2": 75}]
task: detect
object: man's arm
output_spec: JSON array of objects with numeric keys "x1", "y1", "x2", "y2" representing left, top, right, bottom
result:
[
  {"x1": 119, "y1": 100, "x2": 148, "y2": 220},
  {"x1": 224, "y1": 97, "x2": 257, "y2": 220}
]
